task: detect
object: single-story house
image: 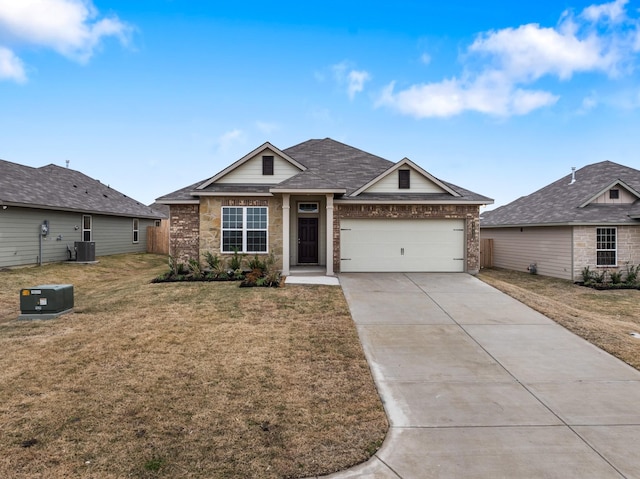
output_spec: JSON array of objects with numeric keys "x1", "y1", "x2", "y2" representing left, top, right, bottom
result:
[
  {"x1": 0, "y1": 159, "x2": 165, "y2": 268},
  {"x1": 480, "y1": 161, "x2": 640, "y2": 281},
  {"x1": 156, "y1": 138, "x2": 493, "y2": 275}
]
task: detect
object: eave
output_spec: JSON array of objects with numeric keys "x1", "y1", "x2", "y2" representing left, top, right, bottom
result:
[
  {"x1": 269, "y1": 188, "x2": 347, "y2": 194},
  {"x1": 335, "y1": 199, "x2": 490, "y2": 205},
  {"x1": 0, "y1": 201, "x2": 163, "y2": 219}
]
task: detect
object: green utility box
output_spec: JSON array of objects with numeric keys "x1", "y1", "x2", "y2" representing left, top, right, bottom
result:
[{"x1": 19, "y1": 284, "x2": 74, "y2": 320}]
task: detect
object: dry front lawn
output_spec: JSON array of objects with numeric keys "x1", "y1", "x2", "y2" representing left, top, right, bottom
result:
[
  {"x1": 0, "y1": 254, "x2": 387, "y2": 478},
  {"x1": 478, "y1": 268, "x2": 640, "y2": 370}
]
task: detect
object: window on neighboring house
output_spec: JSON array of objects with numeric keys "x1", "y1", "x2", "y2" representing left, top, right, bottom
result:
[
  {"x1": 609, "y1": 189, "x2": 619, "y2": 199},
  {"x1": 82, "y1": 215, "x2": 92, "y2": 241},
  {"x1": 262, "y1": 155, "x2": 274, "y2": 175},
  {"x1": 596, "y1": 227, "x2": 616, "y2": 266},
  {"x1": 154, "y1": 220, "x2": 161, "y2": 227},
  {"x1": 399, "y1": 169, "x2": 410, "y2": 189},
  {"x1": 133, "y1": 218, "x2": 140, "y2": 243},
  {"x1": 221, "y1": 206, "x2": 268, "y2": 253}
]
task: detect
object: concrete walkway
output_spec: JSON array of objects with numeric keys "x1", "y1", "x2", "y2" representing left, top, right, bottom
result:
[{"x1": 317, "y1": 273, "x2": 640, "y2": 479}]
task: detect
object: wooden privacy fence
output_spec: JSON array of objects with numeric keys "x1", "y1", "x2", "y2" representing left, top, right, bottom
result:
[
  {"x1": 480, "y1": 238, "x2": 494, "y2": 269},
  {"x1": 147, "y1": 223, "x2": 169, "y2": 255}
]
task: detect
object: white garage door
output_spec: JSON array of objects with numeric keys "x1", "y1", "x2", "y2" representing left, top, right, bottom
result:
[{"x1": 340, "y1": 219, "x2": 465, "y2": 272}]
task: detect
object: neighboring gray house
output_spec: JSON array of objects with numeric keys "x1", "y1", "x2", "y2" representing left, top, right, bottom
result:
[
  {"x1": 157, "y1": 138, "x2": 493, "y2": 275},
  {"x1": 481, "y1": 161, "x2": 640, "y2": 280},
  {"x1": 0, "y1": 159, "x2": 165, "y2": 268}
]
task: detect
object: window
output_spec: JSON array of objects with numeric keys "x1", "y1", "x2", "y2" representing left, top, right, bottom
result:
[
  {"x1": 222, "y1": 206, "x2": 268, "y2": 253},
  {"x1": 298, "y1": 202, "x2": 319, "y2": 213},
  {"x1": 133, "y1": 218, "x2": 140, "y2": 243},
  {"x1": 154, "y1": 220, "x2": 161, "y2": 227},
  {"x1": 82, "y1": 215, "x2": 92, "y2": 241},
  {"x1": 609, "y1": 189, "x2": 619, "y2": 199},
  {"x1": 399, "y1": 169, "x2": 410, "y2": 189},
  {"x1": 596, "y1": 227, "x2": 616, "y2": 266},
  {"x1": 262, "y1": 155, "x2": 274, "y2": 175}
]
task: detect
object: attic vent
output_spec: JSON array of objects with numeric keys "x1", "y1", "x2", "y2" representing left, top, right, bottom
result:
[
  {"x1": 103, "y1": 194, "x2": 108, "y2": 198},
  {"x1": 262, "y1": 155, "x2": 274, "y2": 175},
  {"x1": 73, "y1": 185, "x2": 77, "y2": 188},
  {"x1": 569, "y1": 167, "x2": 576, "y2": 185},
  {"x1": 399, "y1": 169, "x2": 410, "y2": 189}
]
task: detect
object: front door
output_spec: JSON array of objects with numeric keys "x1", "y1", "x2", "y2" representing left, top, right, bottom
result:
[{"x1": 298, "y1": 218, "x2": 318, "y2": 263}]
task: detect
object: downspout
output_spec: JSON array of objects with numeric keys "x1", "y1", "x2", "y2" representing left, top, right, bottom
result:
[{"x1": 38, "y1": 226, "x2": 42, "y2": 266}]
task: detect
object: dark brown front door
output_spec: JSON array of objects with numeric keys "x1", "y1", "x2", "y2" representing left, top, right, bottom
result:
[{"x1": 298, "y1": 218, "x2": 318, "y2": 263}]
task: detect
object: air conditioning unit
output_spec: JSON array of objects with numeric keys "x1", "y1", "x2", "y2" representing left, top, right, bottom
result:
[
  {"x1": 19, "y1": 284, "x2": 74, "y2": 320},
  {"x1": 75, "y1": 241, "x2": 96, "y2": 262}
]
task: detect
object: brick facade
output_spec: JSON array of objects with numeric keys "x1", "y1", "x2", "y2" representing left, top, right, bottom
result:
[
  {"x1": 199, "y1": 196, "x2": 284, "y2": 269},
  {"x1": 169, "y1": 204, "x2": 200, "y2": 263},
  {"x1": 333, "y1": 203, "x2": 481, "y2": 274},
  {"x1": 573, "y1": 225, "x2": 640, "y2": 279}
]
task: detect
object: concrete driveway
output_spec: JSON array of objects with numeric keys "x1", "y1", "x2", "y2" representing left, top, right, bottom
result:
[{"x1": 319, "y1": 273, "x2": 640, "y2": 479}]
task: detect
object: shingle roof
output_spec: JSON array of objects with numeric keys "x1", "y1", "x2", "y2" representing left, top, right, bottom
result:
[
  {"x1": 0, "y1": 159, "x2": 164, "y2": 219},
  {"x1": 481, "y1": 161, "x2": 640, "y2": 227},
  {"x1": 157, "y1": 138, "x2": 491, "y2": 204}
]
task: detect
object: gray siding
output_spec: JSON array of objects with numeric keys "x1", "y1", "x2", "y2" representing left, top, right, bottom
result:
[
  {"x1": 0, "y1": 206, "x2": 154, "y2": 268},
  {"x1": 480, "y1": 226, "x2": 573, "y2": 280},
  {"x1": 92, "y1": 216, "x2": 154, "y2": 256}
]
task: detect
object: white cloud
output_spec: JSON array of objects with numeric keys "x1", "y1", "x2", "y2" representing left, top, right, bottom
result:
[
  {"x1": 582, "y1": 0, "x2": 628, "y2": 23},
  {"x1": 347, "y1": 69, "x2": 370, "y2": 100},
  {"x1": 0, "y1": 46, "x2": 26, "y2": 83},
  {"x1": 420, "y1": 53, "x2": 431, "y2": 65},
  {"x1": 255, "y1": 121, "x2": 279, "y2": 135},
  {"x1": 377, "y1": 76, "x2": 558, "y2": 118},
  {"x1": 377, "y1": 0, "x2": 639, "y2": 118},
  {"x1": 215, "y1": 129, "x2": 244, "y2": 152},
  {"x1": 0, "y1": 0, "x2": 131, "y2": 82},
  {"x1": 332, "y1": 61, "x2": 371, "y2": 99}
]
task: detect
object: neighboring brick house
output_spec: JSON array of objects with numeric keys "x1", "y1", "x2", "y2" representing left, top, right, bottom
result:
[
  {"x1": 481, "y1": 161, "x2": 640, "y2": 281},
  {"x1": 156, "y1": 138, "x2": 493, "y2": 275},
  {"x1": 0, "y1": 159, "x2": 165, "y2": 268}
]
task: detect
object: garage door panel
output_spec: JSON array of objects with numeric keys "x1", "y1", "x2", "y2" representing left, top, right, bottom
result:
[{"x1": 340, "y1": 219, "x2": 464, "y2": 273}]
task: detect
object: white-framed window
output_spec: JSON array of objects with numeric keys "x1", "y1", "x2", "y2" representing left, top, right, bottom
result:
[
  {"x1": 221, "y1": 206, "x2": 268, "y2": 253},
  {"x1": 298, "y1": 202, "x2": 319, "y2": 214},
  {"x1": 596, "y1": 227, "x2": 616, "y2": 266},
  {"x1": 132, "y1": 218, "x2": 140, "y2": 243},
  {"x1": 82, "y1": 215, "x2": 92, "y2": 241}
]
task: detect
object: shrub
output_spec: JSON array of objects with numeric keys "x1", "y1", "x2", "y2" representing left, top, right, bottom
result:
[
  {"x1": 625, "y1": 264, "x2": 640, "y2": 285},
  {"x1": 592, "y1": 269, "x2": 607, "y2": 284},
  {"x1": 581, "y1": 266, "x2": 594, "y2": 283},
  {"x1": 203, "y1": 251, "x2": 221, "y2": 270},
  {"x1": 610, "y1": 270, "x2": 623, "y2": 284},
  {"x1": 187, "y1": 259, "x2": 203, "y2": 279},
  {"x1": 248, "y1": 254, "x2": 267, "y2": 273},
  {"x1": 229, "y1": 248, "x2": 246, "y2": 271}
]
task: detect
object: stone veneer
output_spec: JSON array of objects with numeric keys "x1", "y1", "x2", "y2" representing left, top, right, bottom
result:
[
  {"x1": 199, "y1": 196, "x2": 284, "y2": 269},
  {"x1": 573, "y1": 225, "x2": 640, "y2": 279},
  {"x1": 169, "y1": 204, "x2": 200, "y2": 264},
  {"x1": 333, "y1": 203, "x2": 481, "y2": 274}
]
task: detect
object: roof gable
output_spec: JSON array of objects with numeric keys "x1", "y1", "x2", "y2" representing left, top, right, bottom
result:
[
  {"x1": 197, "y1": 142, "x2": 305, "y2": 189},
  {"x1": 481, "y1": 161, "x2": 640, "y2": 227},
  {"x1": 579, "y1": 179, "x2": 640, "y2": 207},
  {"x1": 350, "y1": 158, "x2": 460, "y2": 197}
]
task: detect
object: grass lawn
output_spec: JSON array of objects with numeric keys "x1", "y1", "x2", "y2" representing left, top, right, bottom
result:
[
  {"x1": 478, "y1": 268, "x2": 640, "y2": 371},
  {"x1": 0, "y1": 254, "x2": 387, "y2": 478}
]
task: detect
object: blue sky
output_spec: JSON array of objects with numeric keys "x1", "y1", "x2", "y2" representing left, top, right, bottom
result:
[{"x1": 1, "y1": 0, "x2": 640, "y2": 209}]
